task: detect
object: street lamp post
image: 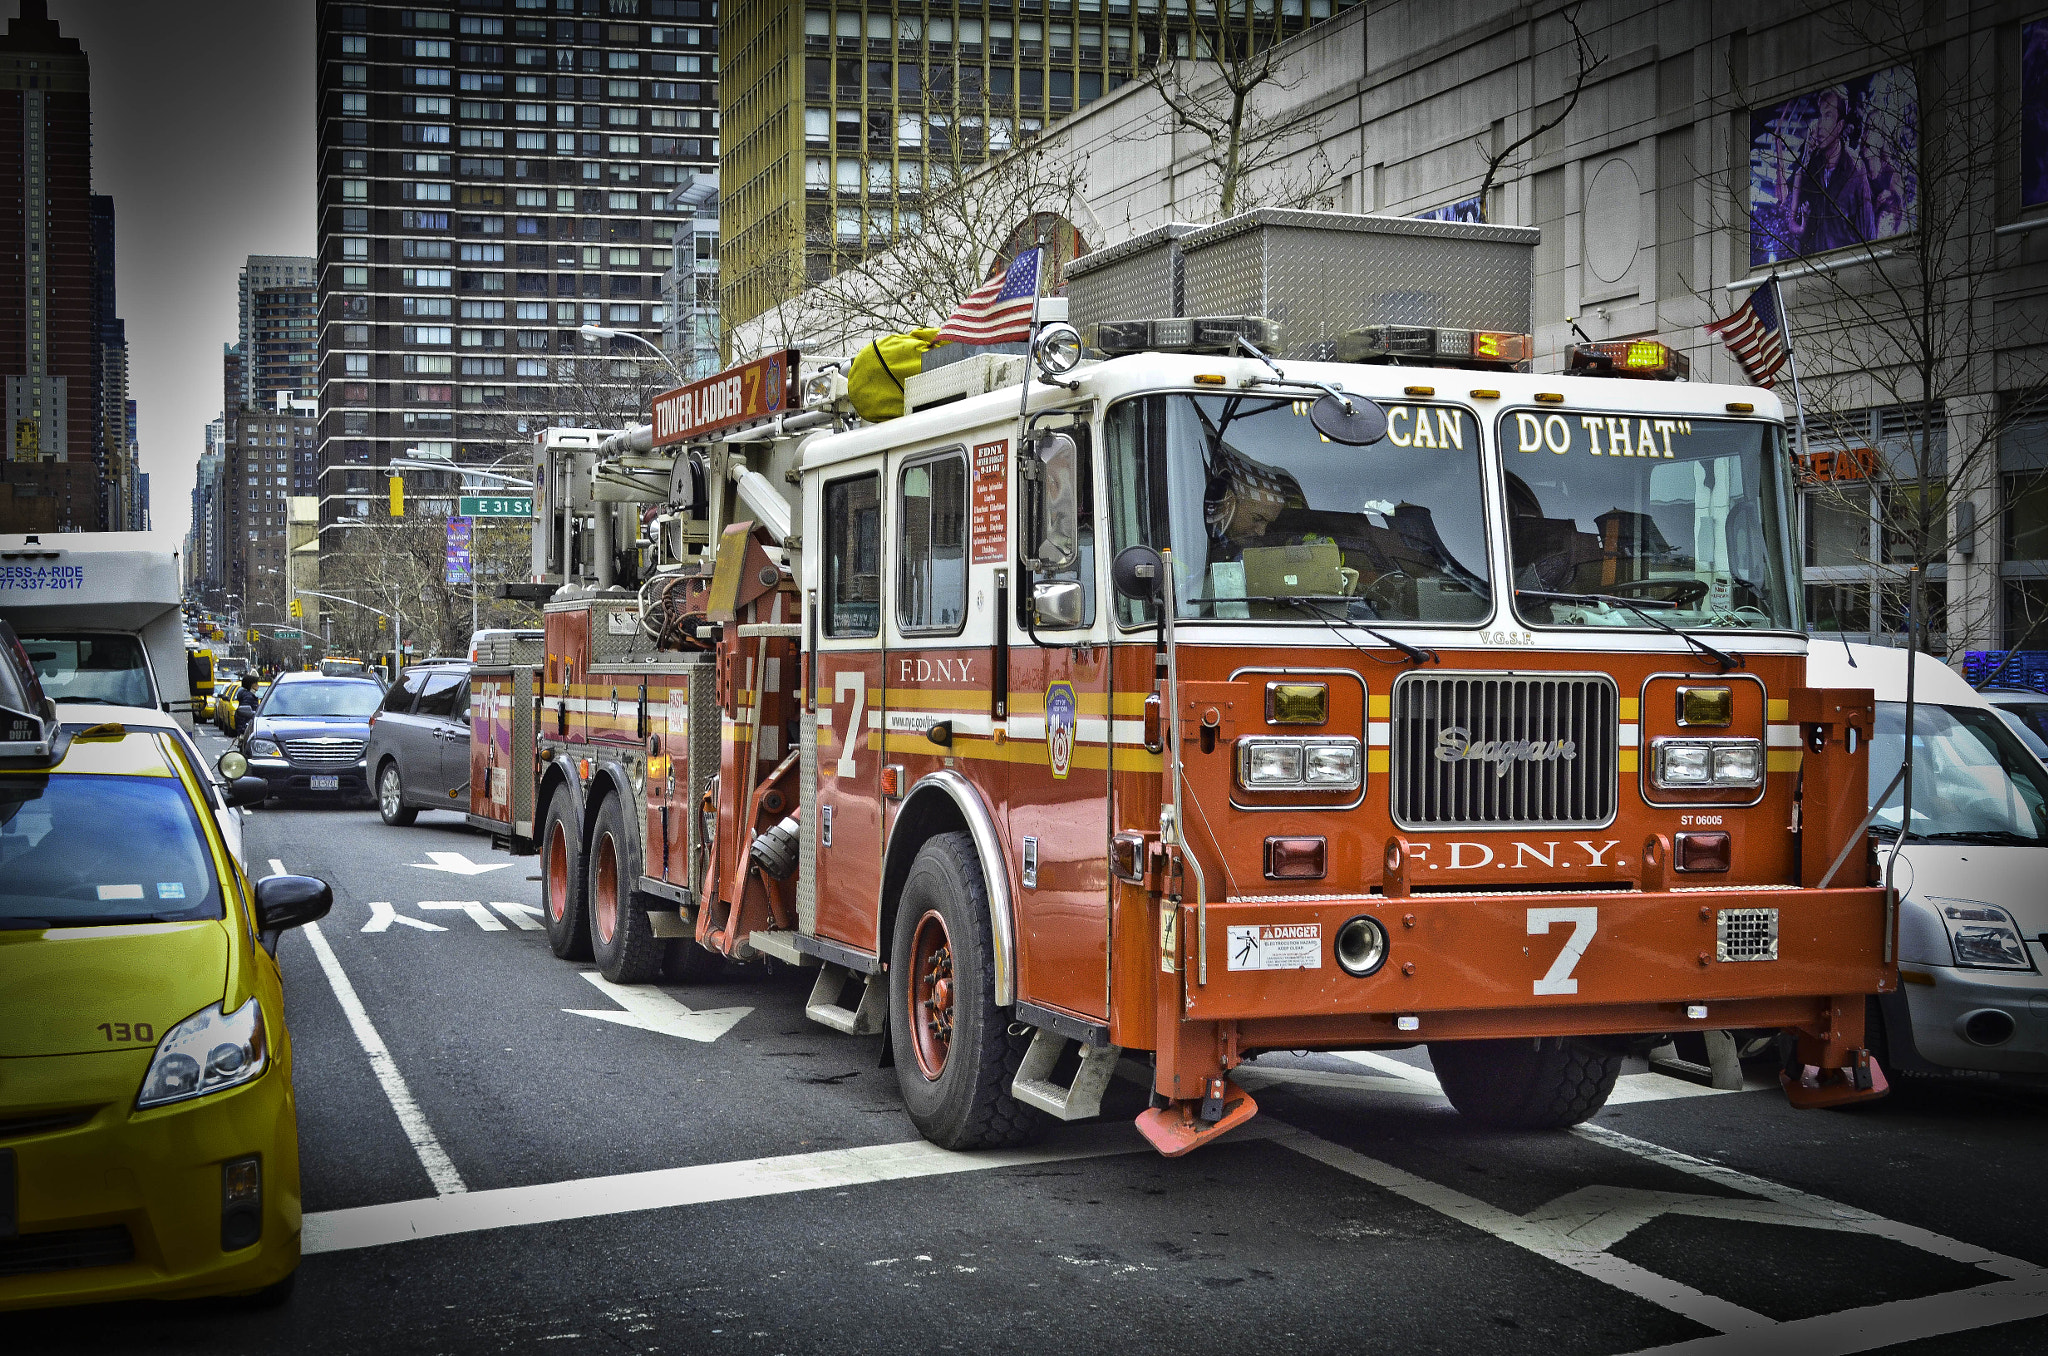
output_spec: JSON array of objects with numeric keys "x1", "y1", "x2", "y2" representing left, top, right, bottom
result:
[{"x1": 578, "y1": 323, "x2": 683, "y2": 381}]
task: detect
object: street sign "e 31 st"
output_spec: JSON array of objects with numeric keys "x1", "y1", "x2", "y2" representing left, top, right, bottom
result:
[{"x1": 458, "y1": 495, "x2": 533, "y2": 517}]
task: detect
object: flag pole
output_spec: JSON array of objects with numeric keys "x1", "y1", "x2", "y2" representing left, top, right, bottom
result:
[
  {"x1": 1771, "y1": 273, "x2": 1810, "y2": 468},
  {"x1": 1017, "y1": 238, "x2": 1046, "y2": 427}
]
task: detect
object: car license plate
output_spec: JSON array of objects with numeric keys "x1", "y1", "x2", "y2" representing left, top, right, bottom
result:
[{"x1": 310, "y1": 775, "x2": 339, "y2": 791}]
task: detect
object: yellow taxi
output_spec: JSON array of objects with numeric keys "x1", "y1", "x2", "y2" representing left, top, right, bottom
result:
[{"x1": 0, "y1": 621, "x2": 329, "y2": 1310}]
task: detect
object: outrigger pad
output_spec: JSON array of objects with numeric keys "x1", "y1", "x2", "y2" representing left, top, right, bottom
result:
[
  {"x1": 1779, "y1": 1050, "x2": 1890, "y2": 1109},
  {"x1": 1134, "y1": 1080, "x2": 1259, "y2": 1157}
]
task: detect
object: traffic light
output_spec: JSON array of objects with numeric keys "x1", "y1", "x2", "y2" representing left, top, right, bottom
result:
[
  {"x1": 247, "y1": 628, "x2": 258, "y2": 645},
  {"x1": 377, "y1": 615, "x2": 387, "y2": 631},
  {"x1": 389, "y1": 474, "x2": 405, "y2": 517},
  {"x1": 290, "y1": 597, "x2": 303, "y2": 619}
]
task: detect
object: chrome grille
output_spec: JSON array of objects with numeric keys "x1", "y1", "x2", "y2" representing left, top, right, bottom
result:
[
  {"x1": 1389, "y1": 672, "x2": 1617, "y2": 827},
  {"x1": 283, "y1": 737, "x2": 366, "y2": 767}
]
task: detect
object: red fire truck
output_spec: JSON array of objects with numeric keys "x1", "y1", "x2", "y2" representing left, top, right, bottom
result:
[{"x1": 467, "y1": 212, "x2": 1891, "y2": 1156}]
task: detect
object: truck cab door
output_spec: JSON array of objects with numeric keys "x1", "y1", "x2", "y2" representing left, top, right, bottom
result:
[
  {"x1": 1005, "y1": 420, "x2": 1112, "y2": 1023},
  {"x1": 808, "y1": 468, "x2": 887, "y2": 958}
]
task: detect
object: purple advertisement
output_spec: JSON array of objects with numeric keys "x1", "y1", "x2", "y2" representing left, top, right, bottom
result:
[
  {"x1": 2026, "y1": 21, "x2": 2048, "y2": 206},
  {"x1": 1415, "y1": 195, "x2": 1484, "y2": 225},
  {"x1": 1748, "y1": 66, "x2": 1918, "y2": 267},
  {"x1": 445, "y1": 517, "x2": 472, "y2": 586}
]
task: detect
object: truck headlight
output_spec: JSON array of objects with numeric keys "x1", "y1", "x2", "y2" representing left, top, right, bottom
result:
[
  {"x1": 1237, "y1": 737, "x2": 1362, "y2": 792},
  {"x1": 137, "y1": 998, "x2": 267, "y2": 1109},
  {"x1": 1651, "y1": 737, "x2": 1762, "y2": 790},
  {"x1": 248, "y1": 738, "x2": 282, "y2": 758},
  {"x1": 1940, "y1": 903, "x2": 2035, "y2": 971}
]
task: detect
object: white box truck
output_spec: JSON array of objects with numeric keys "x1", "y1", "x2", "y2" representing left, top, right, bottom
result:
[{"x1": 0, "y1": 532, "x2": 195, "y2": 730}]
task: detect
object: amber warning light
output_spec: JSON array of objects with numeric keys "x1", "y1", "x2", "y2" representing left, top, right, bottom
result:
[{"x1": 1565, "y1": 340, "x2": 1692, "y2": 381}]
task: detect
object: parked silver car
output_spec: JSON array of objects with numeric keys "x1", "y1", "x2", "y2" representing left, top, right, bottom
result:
[{"x1": 365, "y1": 661, "x2": 472, "y2": 826}]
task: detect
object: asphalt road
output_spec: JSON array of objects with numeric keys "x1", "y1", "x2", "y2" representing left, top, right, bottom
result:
[{"x1": 14, "y1": 726, "x2": 2048, "y2": 1355}]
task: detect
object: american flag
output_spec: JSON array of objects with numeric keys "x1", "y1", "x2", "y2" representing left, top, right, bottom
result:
[
  {"x1": 936, "y1": 246, "x2": 1043, "y2": 345},
  {"x1": 1704, "y1": 279, "x2": 1789, "y2": 387}
]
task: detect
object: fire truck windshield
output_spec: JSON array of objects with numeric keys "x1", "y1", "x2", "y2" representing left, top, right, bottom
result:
[
  {"x1": 1105, "y1": 394, "x2": 1492, "y2": 625},
  {"x1": 1499, "y1": 412, "x2": 1797, "y2": 631}
]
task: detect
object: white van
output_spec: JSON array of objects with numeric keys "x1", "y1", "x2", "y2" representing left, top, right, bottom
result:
[
  {"x1": 0, "y1": 532, "x2": 194, "y2": 730},
  {"x1": 1806, "y1": 642, "x2": 2048, "y2": 1085}
]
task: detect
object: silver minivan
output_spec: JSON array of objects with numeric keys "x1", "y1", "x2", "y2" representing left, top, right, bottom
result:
[
  {"x1": 365, "y1": 661, "x2": 472, "y2": 826},
  {"x1": 1807, "y1": 643, "x2": 2048, "y2": 1086}
]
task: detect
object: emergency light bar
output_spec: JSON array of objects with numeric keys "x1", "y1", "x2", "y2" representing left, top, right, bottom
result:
[
  {"x1": 1335, "y1": 325, "x2": 1532, "y2": 369},
  {"x1": 1085, "y1": 315, "x2": 1282, "y2": 357},
  {"x1": 1565, "y1": 340, "x2": 1691, "y2": 381}
]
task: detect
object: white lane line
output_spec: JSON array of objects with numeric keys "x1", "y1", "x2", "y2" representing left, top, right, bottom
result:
[
  {"x1": 1268, "y1": 1123, "x2": 1774, "y2": 1334},
  {"x1": 267, "y1": 858, "x2": 287, "y2": 879},
  {"x1": 491, "y1": 901, "x2": 544, "y2": 930},
  {"x1": 303, "y1": 1119, "x2": 1200, "y2": 1254},
  {"x1": 1278, "y1": 1053, "x2": 1731, "y2": 1107},
  {"x1": 301, "y1": 920, "x2": 468, "y2": 1197},
  {"x1": 1573, "y1": 1122, "x2": 2045, "y2": 1280},
  {"x1": 1618, "y1": 1277, "x2": 2048, "y2": 1355}
]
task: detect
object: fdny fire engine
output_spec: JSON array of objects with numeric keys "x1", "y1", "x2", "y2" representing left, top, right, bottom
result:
[{"x1": 466, "y1": 211, "x2": 1892, "y2": 1156}]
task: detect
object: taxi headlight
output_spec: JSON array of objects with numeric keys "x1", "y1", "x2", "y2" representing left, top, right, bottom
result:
[
  {"x1": 137, "y1": 998, "x2": 267, "y2": 1109},
  {"x1": 1652, "y1": 738, "x2": 1762, "y2": 789},
  {"x1": 1941, "y1": 903, "x2": 2035, "y2": 971},
  {"x1": 248, "y1": 738, "x2": 282, "y2": 758}
]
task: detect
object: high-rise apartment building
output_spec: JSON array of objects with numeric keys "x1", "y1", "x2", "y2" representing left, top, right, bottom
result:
[
  {"x1": 718, "y1": 0, "x2": 1346, "y2": 336},
  {"x1": 226, "y1": 370, "x2": 320, "y2": 633},
  {"x1": 313, "y1": 0, "x2": 719, "y2": 556},
  {"x1": 1, "y1": 0, "x2": 100, "y2": 532},
  {"x1": 240, "y1": 255, "x2": 318, "y2": 407}
]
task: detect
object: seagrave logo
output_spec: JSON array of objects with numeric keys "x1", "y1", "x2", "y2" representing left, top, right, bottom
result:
[
  {"x1": 1433, "y1": 726, "x2": 1577, "y2": 778},
  {"x1": 1046, "y1": 681, "x2": 1077, "y2": 780}
]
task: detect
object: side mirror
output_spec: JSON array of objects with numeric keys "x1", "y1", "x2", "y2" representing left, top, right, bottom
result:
[
  {"x1": 225, "y1": 775, "x2": 270, "y2": 808},
  {"x1": 217, "y1": 749, "x2": 249, "y2": 780},
  {"x1": 1031, "y1": 432, "x2": 1081, "y2": 571},
  {"x1": 1112, "y1": 544, "x2": 1164, "y2": 603},
  {"x1": 254, "y1": 874, "x2": 333, "y2": 932},
  {"x1": 1032, "y1": 580, "x2": 1085, "y2": 629}
]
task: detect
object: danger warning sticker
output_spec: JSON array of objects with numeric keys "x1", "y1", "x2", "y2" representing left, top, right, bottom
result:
[{"x1": 1226, "y1": 923, "x2": 1322, "y2": 972}]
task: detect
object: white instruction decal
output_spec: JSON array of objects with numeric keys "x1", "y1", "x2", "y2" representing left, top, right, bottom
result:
[{"x1": 1227, "y1": 923, "x2": 1322, "y2": 971}]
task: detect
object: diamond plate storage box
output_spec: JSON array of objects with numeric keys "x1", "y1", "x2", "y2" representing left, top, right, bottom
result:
[
  {"x1": 1177, "y1": 210, "x2": 1539, "y2": 360},
  {"x1": 1065, "y1": 222, "x2": 1202, "y2": 328}
]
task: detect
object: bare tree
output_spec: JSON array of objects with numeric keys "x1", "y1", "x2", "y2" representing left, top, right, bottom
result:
[
  {"x1": 1719, "y1": 1, "x2": 2048, "y2": 655},
  {"x1": 1144, "y1": 4, "x2": 1348, "y2": 217},
  {"x1": 317, "y1": 512, "x2": 540, "y2": 661},
  {"x1": 1472, "y1": 5, "x2": 1605, "y2": 222}
]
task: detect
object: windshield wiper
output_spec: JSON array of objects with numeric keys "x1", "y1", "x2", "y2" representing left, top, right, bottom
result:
[
  {"x1": 1281, "y1": 596, "x2": 1437, "y2": 667},
  {"x1": 1516, "y1": 588, "x2": 1743, "y2": 672},
  {"x1": 1915, "y1": 829, "x2": 2041, "y2": 847}
]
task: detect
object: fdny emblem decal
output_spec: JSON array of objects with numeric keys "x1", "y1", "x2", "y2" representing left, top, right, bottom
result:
[{"x1": 1046, "y1": 681, "x2": 1077, "y2": 780}]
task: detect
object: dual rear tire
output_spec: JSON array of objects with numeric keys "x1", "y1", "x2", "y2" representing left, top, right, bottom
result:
[{"x1": 543, "y1": 788, "x2": 717, "y2": 983}]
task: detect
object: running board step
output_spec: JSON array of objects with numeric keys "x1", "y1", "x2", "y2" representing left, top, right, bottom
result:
[
  {"x1": 1010, "y1": 1028, "x2": 1121, "y2": 1121},
  {"x1": 805, "y1": 963, "x2": 885, "y2": 1035}
]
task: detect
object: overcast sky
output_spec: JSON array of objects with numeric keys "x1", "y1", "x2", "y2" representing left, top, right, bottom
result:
[{"x1": 11, "y1": 1, "x2": 315, "y2": 533}]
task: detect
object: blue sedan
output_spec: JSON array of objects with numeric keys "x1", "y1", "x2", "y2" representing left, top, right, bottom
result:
[{"x1": 235, "y1": 673, "x2": 385, "y2": 805}]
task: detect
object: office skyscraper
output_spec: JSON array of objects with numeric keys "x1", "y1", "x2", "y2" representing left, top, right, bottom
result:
[
  {"x1": 1, "y1": 0, "x2": 100, "y2": 531},
  {"x1": 314, "y1": 0, "x2": 717, "y2": 552}
]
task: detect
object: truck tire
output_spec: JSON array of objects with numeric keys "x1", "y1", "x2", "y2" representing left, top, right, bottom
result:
[
  {"x1": 887, "y1": 832, "x2": 1046, "y2": 1150},
  {"x1": 540, "y1": 791, "x2": 591, "y2": 961},
  {"x1": 1428, "y1": 1037, "x2": 1622, "y2": 1129},
  {"x1": 376, "y1": 760, "x2": 418, "y2": 827},
  {"x1": 587, "y1": 792, "x2": 663, "y2": 983}
]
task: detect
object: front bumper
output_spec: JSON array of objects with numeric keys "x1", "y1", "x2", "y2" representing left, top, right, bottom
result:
[
  {"x1": 1165, "y1": 884, "x2": 1891, "y2": 1040},
  {"x1": 1891, "y1": 964, "x2": 2048, "y2": 1077},
  {"x1": 247, "y1": 756, "x2": 369, "y2": 798},
  {"x1": 0, "y1": 1047, "x2": 301, "y2": 1310}
]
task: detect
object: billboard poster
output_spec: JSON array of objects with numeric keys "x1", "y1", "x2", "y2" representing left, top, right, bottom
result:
[
  {"x1": 445, "y1": 517, "x2": 472, "y2": 585},
  {"x1": 1749, "y1": 66, "x2": 1918, "y2": 267},
  {"x1": 2026, "y1": 21, "x2": 2048, "y2": 206},
  {"x1": 1415, "y1": 195, "x2": 1484, "y2": 225}
]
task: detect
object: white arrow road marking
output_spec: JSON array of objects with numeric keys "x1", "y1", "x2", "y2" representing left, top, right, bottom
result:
[
  {"x1": 362, "y1": 901, "x2": 447, "y2": 933},
  {"x1": 563, "y1": 970, "x2": 751, "y2": 1043},
  {"x1": 419, "y1": 900, "x2": 507, "y2": 931},
  {"x1": 408, "y1": 850, "x2": 513, "y2": 876},
  {"x1": 491, "y1": 901, "x2": 544, "y2": 930}
]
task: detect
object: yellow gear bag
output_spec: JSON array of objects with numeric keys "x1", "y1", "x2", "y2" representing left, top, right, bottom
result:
[{"x1": 848, "y1": 327, "x2": 945, "y2": 421}]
